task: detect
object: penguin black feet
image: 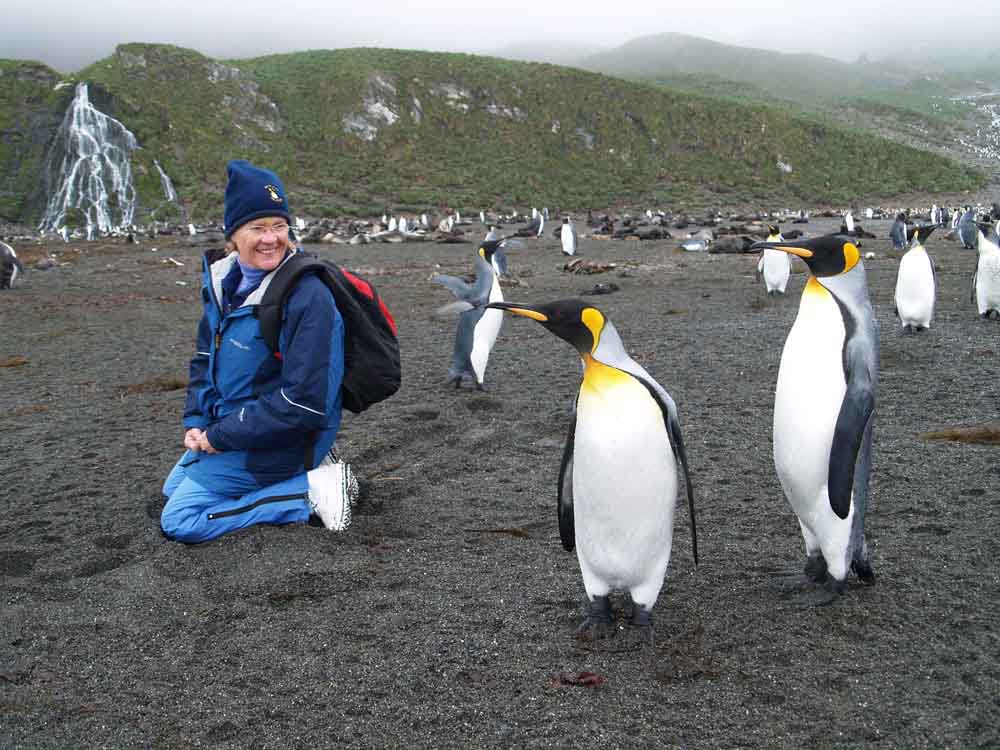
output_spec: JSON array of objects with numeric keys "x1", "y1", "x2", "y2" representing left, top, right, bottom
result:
[
  {"x1": 575, "y1": 596, "x2": 615, "y2": 642},
  {"x1": 852, "y1": 557, "x2": 875, "y2": 584},
  {"x1": 630, "y1": 605, "x2": 656, "y2": 648},
  {"x1": 803, "y1": 552, "x2": 829, "y2": 583}
]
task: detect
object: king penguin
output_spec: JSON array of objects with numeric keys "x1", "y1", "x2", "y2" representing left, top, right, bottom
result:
[
  {"x1": 973, "y1": 220, "x2": 1000, "y2": 319},
  {"x1": 486, "y1": 299, "x2": 697, "y2": 641},
  {"x1": 432, "y1": 239, "x2": 514, "y2": 389},
  {"x1": 0, "y1": 241, "x2": 24, "y2": 289},
  {"x1": 893, "y1": 224, "x2": 937, "y2": 331},
  {"x1": 750, "y1": 233, "x2": 878, "y2": 603},
  {"x1": 756, "y1": 225, "x2": 791, "y2": 295},
  {"x1": 560, "y1": 217, "x2": 578, "y2": 257}
]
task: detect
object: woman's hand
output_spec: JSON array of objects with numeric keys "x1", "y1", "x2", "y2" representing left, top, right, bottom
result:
[
  {"x1": 184, "y1": 428, "x2": 204, "y2": 451},
  {"x1": 196, "y1": 431, "x2": 219, "y2": 454}
]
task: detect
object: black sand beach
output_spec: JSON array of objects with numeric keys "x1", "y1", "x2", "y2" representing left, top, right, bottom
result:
[{"x1": 1, "y1": 216, "x2": 998, "y2": 748}]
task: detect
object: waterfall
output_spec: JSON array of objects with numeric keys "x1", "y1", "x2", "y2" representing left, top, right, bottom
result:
[
  {"x1": 38, "y1": 83, "x2": 139, "y2": 237},
  {"x1": 154, "y1": 159, "x2": 177, "y2": 202}
]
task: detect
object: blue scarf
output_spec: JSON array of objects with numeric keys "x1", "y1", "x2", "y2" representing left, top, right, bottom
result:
[{"x1": 236, "y1": 260, "x2": 268, "y2": 295}]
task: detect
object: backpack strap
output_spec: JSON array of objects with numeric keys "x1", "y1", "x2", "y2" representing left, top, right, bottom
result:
[{"x1": 257, "y1": 253, "x2": 330, "y2": 357}]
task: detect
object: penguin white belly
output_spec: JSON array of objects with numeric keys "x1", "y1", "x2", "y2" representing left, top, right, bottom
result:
[
  {"x1": 761, "y1": 249, "x2": 791, "y2": 293},
  {"x1": 561, "y1": 228, "x2": 576, "y2": 256},
  {"x1": 976, "y1": 250, "x2": 1000, "y2": 314},
  {"x1": 572, "y1": 366, "x2": 676, "y2": 606},
  {"x1": 773, "y1": 279, "x2": 854, "y2": 569},
  {"x1": 894, "y1": 247, "x2": 935, "y2": 327},
  {"x1": 470, "y1": 276, "x2": 503, "y2": 382}
]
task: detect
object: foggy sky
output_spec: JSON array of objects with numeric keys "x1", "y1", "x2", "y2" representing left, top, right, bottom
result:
[{"x1": 4, "y1": 0, "x2": 999, "y2": 74}]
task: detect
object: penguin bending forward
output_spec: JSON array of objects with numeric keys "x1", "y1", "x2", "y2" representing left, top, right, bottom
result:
[
  {"x1": 432, "y1": 239, "x2": 515, "y2": 389},
  {"x1": 0, "y1": 242, "x2": 24, "y2": 289},
  {"x1": 750, "y1": 234, "x2": 878, "y2": 603},
  {"x1": 487, "y1": 299, "x2": 697, "y2": 642},
  {"x1": 893, "y1": 224, "x2": 937, "y2": 331},
  {"x1": 756, "y1": 225, "x2": 791, "y2": 295},
  {"x1": 973, "y1": 220, "x2": 1000, "y2": 319}
]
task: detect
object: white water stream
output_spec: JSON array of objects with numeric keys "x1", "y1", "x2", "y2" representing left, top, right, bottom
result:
[{"x1": 38, "y1": 83, "x2": 139, "y2": 238}]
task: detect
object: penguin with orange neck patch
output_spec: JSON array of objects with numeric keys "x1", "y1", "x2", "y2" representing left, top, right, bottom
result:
[
  {"x1": 751, "y1": 234, "x2": 878, "y2": 604},
  {"x1": 486, "y1": 298, "x2": 697, "y2": 642}
]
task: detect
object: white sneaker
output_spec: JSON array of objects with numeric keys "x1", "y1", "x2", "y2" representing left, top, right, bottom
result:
[{"x1": 307, "y1": 454, "x2": 358, "y2": 531}]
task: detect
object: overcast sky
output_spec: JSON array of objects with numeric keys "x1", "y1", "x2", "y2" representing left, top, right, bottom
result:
[{"x1": 4, "y1": 0, "x2": 999, "y2": 73}]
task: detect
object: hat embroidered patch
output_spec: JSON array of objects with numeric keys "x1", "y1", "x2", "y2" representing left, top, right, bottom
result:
[{"x1": 265, "y1": 184, "x2": 283, "y2": 203}]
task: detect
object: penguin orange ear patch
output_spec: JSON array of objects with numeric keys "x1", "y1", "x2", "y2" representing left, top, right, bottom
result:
[
  {"x1": 843, "y1": 242, "x2": 860, "y2": 272},
  {"x1": 580, "y1": 308, "x2": 604, "y2": 350}
]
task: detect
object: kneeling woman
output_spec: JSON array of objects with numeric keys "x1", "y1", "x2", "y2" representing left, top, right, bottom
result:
[{"x1": 162, "y1": 160, "x2": 355, "y2": 543}]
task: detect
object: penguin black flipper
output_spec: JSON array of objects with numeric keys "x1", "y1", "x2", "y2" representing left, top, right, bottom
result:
[
  {"x1": 557, "y1": 402, "x2": 577, "y2": 552},
  {"x1": 635, "y1": 379, "x2": 699, "y2": 565},
  {"x1": 828, "y1": 352, "x2": 876, "y2": 520}
]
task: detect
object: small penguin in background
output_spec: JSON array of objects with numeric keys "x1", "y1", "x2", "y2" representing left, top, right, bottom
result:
[
  {"x1": 889, "y1": 213, "x2": 907, "y2": 250},
  {"x1": 756, "y1": 224, "x2": 791, "y2": 295},
  {"x1": 894, "y1": 224, "x2": 938, "y2": 332},
  {"x1": 750, "y1": 234, "x2": 878, "y2": 604},
  {"x1": 0, "y1": 241, "x2": 24, "y2": 289},
  {"x1": 486, "y1": 298, "x2": 697, "y2": 643},
  {"x1": 432, "y1": 239, "x2": 517, "y2": 389},
  {"x1": 560, "y1": 217, "x2": 578, "y2": 256},
  {"x1": 973, "y1": 220, "x2": 1000, "y2": 319},
  {"x1": 844, "y1": 210, "x2": 855, "y2": 234},
  {"x1": 958, "y1": 207, "x2": 978, "y2": 249}
]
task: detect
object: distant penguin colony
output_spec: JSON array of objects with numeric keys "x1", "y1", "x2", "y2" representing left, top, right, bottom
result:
[
  {"x1": 752, "y1": 234, "x2": 877, "y2": 603},
  {"x1": 0, "y1": 241, "x2": 24, "y2": 289},
  {"x1": 486, "y1": 298, "x2": 697, "y2": 641},
  {"x1": 894, "y1": 225, "x2": 937, "y2": 331}
]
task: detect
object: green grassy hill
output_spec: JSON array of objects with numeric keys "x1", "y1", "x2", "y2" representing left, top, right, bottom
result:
[
  {"x1": 0, "y1": 43, "x2": 987, "y2": 226},
  {"x1": 0, "y1": 60, "x2": 73, "y2": 221}
]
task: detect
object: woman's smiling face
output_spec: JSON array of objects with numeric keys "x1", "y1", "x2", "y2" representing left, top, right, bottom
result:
[{"x1": 232, "y1": 216, "x2": 290, "y2": 271}]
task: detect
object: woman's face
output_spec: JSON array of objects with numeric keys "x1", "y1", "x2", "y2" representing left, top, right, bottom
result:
[{"x1": 232, "y1": 216, "x2": 290, "y2": 271}]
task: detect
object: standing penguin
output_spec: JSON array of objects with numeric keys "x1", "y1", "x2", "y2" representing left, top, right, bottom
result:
[
  {"x1": 750, "y1": 234, "x2": 878, "y2": 603},
  {"x1": 756, "y1": 225, "x2": 791, "y2": 295},
  {"x1": 958, "y1": 207, "x2": 977, "y2": 249},
  {"x1": 894, "y1": 224, "x2": 937, "y2": 331},
  {"x1": 889, "y1": 213, "x2": 907, "y2": 251},
  {"x1": 0, "y1": 241, "x2": 24, "y2": 289},
  {"x1": 486, "y1": 298, "x2": 697, "y2": 641},
  {"x1": 432, "y1": 239, "x2": 513, "y2": 389},
  {"x1": 973, "y1": 220, "x2": 1000, "y2": 319},
  {"x1": 559, "y1": 217, "x2": 578, "y2": 257}
]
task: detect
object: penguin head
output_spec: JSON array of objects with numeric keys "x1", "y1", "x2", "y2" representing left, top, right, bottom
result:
[
  {"x1": 750, "y1": 233, "x2": 861, "y2": 277},
  {"x1": 486, "y1": 298, "x2": 606, "y2": 355},
  {"x1": 765, "y1": 224, "x2": 782, "y2": 242},
  {"x1": 906, "y1": 224, "x2": 937, "y2": 248},
  {"x1": 478, "y1": 240, "x2": 503, "y2": 262}
]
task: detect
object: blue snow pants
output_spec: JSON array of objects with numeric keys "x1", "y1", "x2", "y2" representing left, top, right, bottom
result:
[{"x1": 161, "y1": 450, "x2": 311, "y2": 543}]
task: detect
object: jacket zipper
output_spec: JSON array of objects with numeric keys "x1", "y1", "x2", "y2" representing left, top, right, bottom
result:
[{"x1": 207, "y1": 492, "x2": 308, "y2": 520}]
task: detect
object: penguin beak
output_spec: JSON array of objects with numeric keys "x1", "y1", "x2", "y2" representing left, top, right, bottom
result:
[
  {"x1": 751, "y1": 240, "x2": 814, "y2": 259},
  {"x1": 486, "y1": 301, "x2": 549, "y2": 322}
]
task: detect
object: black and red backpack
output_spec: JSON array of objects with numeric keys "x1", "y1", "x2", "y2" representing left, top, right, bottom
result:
[{"x1": 256, "y1": 252, "x2": 400, "y2": 413}]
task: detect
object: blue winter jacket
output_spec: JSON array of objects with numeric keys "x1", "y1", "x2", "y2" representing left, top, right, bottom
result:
[{"x1": 182, "y1": 248, "x2": 345, "y2": 486}]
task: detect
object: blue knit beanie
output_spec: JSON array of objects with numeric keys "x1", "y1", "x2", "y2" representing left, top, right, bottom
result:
[{"x1": 223, "y1": 160, "x2": 291, "y2": 239}]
